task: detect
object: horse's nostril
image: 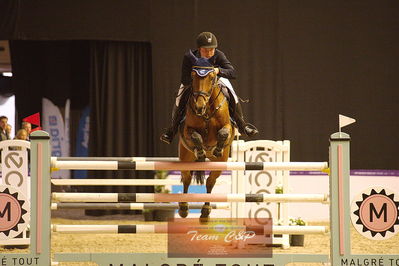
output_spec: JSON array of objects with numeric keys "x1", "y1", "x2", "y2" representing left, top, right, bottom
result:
[{"x1": 197, "y1": 107, "x2": 205, "y2": 115}]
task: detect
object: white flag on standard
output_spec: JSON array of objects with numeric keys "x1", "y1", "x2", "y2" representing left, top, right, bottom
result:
[{"x1": 339, "y1": 114, "x2": 356, "y2": 129}]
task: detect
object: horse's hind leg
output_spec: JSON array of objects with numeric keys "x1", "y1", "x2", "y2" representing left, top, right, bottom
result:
[
  {"x1": 191, "y1": 131, "x2": 206, "y2": 160},
  {"x1": 213, "y1": 126, "x2": 231, "y2": 158},
  {"x1": 178, "y1": 170, "x2": 192, "y2": 218},
  {"x1": 200, "y1": 170, "x2": 221, "y2": 222}
]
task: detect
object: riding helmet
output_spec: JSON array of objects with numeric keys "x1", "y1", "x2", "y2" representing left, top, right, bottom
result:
[{"x1": 196, "y1": 32, "x2": 218, "y2": 48}]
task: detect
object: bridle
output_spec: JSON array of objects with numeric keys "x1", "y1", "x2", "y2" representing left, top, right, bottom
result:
[
  {"x1": 192, "y1": 71, "x2": 218, "y2": 100},
  {"x1": 190, "y1": 70, "x2": 226, "y2": 121}
]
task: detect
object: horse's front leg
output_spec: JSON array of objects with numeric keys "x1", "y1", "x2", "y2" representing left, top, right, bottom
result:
[
  {"x1": 200, "y1": 170, "x2": 221, "y2": 222},
  {"x1": 178, "y1": 170, "x2": 192, "y2": 218},
  {"x1": 213, "y1": 126, "x2": 231, "y2": 158},
  {"x1": 191, "y1": 130, "x2": 206, "y2": 160}
]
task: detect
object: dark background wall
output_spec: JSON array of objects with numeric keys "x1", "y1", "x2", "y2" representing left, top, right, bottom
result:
[{"x1": 1, "y1": 0, "x2": 398, "y2": 169}]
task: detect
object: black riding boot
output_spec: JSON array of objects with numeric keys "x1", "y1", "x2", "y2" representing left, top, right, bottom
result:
[
  {"x1": 160, "y1": 104, "x2": 181, "y2": 144},
  {"x1": 233, "y1": 102, "x2": 259, "y2": 137},
  {"x1": 160, "y1": 86, "x2": 191, "y2": 144}
]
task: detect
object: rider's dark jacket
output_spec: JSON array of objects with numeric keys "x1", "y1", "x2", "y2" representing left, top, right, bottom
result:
[{"x1": 181, "y1": 49, "x2": 236, "y2": 86}]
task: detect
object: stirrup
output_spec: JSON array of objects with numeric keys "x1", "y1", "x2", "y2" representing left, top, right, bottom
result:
[
  {"x1": 160, "y1": 134, "x2": 172, "y2": 144},
  {"x1": 160, "y1": 129, "x2": 175, "y2": 144},
  {"x1": 244, "y1": 123, "x2": 258, "y2": 137}
]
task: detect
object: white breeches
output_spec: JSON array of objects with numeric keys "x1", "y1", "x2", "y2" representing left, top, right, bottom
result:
[{"x1": 175, "y1": 77, "x2": 239, "y2": 106}]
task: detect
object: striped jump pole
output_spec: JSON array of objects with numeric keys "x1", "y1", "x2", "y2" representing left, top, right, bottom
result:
[
  {"x1": 55, "y1": 157, "x2": 233, "y2": 162},
  {"x1": 51, "y1": 160, "x2": 329, "y2": 171},
  {"x1": 51, "y1": 202, "x2": 230, "y2": 210},
  {"x1": 55, "y1": 157, "x2": 180, "y2": 162},
  {"x1": 51, "y1": 179, "x2": 183, "y2": 186},
  {"x1": 52, "y1": 192, "x2": 328, "y2": 203},
  {"x1": 51, "y1": 224, "x2": 328, "y2": 235}
]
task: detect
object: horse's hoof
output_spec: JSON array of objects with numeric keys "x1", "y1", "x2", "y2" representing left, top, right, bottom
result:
[
  {"x1": 199, "y1": 208, "x2": 211, "y2": 224},
  {"x1": 212, "y1": 148, "x2": 222, "y2": 158},
  {"x1": 179, "y1": 210, "x2": 189, "y2": 218},
  {"x1": 178, "y1": 202, "x2": 189, "y2": 218},
  {"x1": 196, "y1": 150, "x2": 206, "y2": 161},
  {"x1": 195, "y1": 150, "x2": 206, "y2": 161},
  {"x1": 199, "y1": 151, "x2": 206, "y2": 160},
  {"x1": 200, "y1": 205, "x2": 211, "y2": 218},
  {"x1": 199, "y1": 216, "x2": 210, "y2": 224}
]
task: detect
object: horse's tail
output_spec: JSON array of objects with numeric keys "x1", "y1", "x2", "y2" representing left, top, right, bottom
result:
[{"x1": 191, "y1": 158, "x2": 205, "y2": 185}]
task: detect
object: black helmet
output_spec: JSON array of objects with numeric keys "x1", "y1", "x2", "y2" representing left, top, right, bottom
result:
[{"x1": 196, "y1": 32, "x2": 218, "y2": 48}]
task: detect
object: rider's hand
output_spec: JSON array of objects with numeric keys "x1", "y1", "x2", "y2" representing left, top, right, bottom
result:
[{"x1": 214, "y1": 68, "x2": 220, "y2": 75}]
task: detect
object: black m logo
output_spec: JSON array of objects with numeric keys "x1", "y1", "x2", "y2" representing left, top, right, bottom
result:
[{"x1": 370, "y1": 203, "x2": 387, "y2": 222}]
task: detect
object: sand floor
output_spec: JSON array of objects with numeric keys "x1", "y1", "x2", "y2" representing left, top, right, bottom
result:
[{"x1": 1, "y1": 211, "x2": 398, "y2": 266}]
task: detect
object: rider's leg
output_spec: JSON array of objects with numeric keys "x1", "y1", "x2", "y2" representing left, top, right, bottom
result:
[
  {"x1": 219, "y1": 78, "x2": 259, "y2": 137},
  {"x1": 160, "y1": 85, "x2": 189, "y2": 144},
  {"x1": 233, "y1": 101, "x2": 258, "y2": 137}
]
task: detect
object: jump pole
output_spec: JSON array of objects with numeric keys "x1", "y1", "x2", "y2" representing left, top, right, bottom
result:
[
  {"x1": 52, "y1": 192, "x2": 328, "y2": 203},
  {"x1": 55, "y1": 156, "x2": 234, "y2": 162},
  {"x1": 51, "y1": 178, "x2": 183, "y2": 186},
  {"x1": 51, "y1": 159, "x2": 328, "y2": 171},
  {"x1": 51, "y1": 224, "x2": 327, "y2": 235},
  {"x1": 51, "y1": 202, "x2": 230, "y2": 210},
  {"x1": 55, "y1": 156, "x2": 181, "y2": 161}
]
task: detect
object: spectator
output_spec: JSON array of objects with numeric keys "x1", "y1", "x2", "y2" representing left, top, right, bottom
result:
[
  {"x1": 14, "y1": 129, "x2": 28, "y2": 141},
  {"x1": 0, "y1": 116, "x2": 10, "y2": 141},
  {"x1": 22, "y1": 121, "x2": 32, "y2": 140},
  {"x1": 9, "y1": 129, "x2": 29, "y2": 151},
  {"x1": 6, "y1": 124, "x2": 12, "y2": 137}
]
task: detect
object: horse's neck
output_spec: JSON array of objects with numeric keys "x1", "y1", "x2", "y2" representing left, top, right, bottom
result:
[{"x1": 209, "y1": 85, "x2": 225, "y2": 110}]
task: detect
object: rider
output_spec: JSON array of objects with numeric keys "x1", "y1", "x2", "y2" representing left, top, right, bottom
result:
[{"x1": 160, "y1": 32, "x2": 258, "y2": 144}]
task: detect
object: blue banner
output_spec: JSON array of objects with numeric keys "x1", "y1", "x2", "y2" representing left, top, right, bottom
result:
[{"x1": 74, "y1": 106, "x2": 90, "y2": 179}]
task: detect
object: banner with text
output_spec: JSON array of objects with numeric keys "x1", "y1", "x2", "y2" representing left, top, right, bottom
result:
[
  {"x1": 42, "y1": 98, "x2": 70, "y2": 179},
  {"x1": 74, "y1": 106, "x2": 90, "y2": 179}
]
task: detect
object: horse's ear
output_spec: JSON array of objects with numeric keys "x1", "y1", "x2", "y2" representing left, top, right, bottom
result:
[{"x1": 188, "y1": 50, "x2": 198, "y2": 64}]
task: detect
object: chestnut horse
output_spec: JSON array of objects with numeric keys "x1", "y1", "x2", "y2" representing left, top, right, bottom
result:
[{"x1": 178, "y1": 53, "x2": 234, "y2": 221}]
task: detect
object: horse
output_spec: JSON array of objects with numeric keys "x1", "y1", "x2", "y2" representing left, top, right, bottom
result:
[{"x1": 178, "y1": 52, "x2": 234, "y2": 221}]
